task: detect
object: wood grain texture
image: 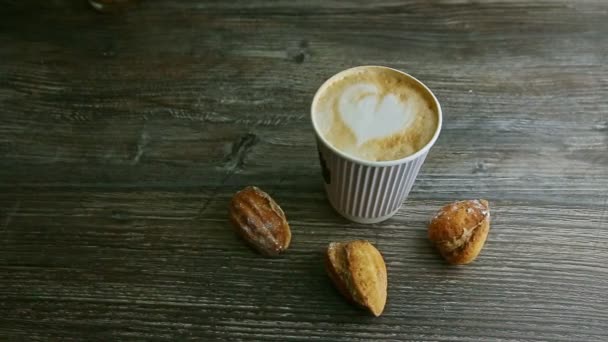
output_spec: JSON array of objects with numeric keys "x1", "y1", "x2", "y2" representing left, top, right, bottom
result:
[{"x1": 1, "y1": 0, "x2": 607, "y2": 341}]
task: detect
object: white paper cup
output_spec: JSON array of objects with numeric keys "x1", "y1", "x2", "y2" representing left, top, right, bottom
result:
[{"x1": 311, "y1": 66, "x2": 442, "y2": 224}]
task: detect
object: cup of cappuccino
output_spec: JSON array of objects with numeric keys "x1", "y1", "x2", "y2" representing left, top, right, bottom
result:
[{"x1": 311, "y1": 66, "x2": 442, "y2": 223}]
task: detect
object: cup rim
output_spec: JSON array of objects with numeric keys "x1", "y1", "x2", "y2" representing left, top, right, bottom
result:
[{"x1": 310, "y1": 65, "x2": 443, "y2": 167}]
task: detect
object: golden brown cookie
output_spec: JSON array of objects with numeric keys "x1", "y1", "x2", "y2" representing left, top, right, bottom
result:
[
  {"x1": 428, "y1": 199, "x2": 490, "y2": 265},
  {"x1": 325, "y1": 240, "x2": 387, "y2": 316}
]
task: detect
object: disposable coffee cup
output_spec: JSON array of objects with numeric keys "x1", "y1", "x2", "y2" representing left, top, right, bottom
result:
[{"x1": 311, "y1": 66, "x2": 442, "y2": 224}]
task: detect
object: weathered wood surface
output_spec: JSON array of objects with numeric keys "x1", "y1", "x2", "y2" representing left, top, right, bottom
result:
[{"x1": 1, "y1": 0, "x2": 607, "y2": 341}]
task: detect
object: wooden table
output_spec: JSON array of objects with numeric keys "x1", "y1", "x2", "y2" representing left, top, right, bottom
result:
[{"x1": 1, "y1": 1, "x2": 607, "y2": 341}]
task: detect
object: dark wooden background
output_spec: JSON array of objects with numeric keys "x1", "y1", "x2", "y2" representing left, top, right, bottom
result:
[{"x1": 1, "y1": 1, "x2": 607, "y2": 341}]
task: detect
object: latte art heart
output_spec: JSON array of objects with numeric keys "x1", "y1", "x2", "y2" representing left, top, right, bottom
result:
[
  {"x1": 313, "y1": 67, "x2": 438, "y2": 162},
  {"x1": 338, "y1": 83, "x2": 414, "y2": 146}
]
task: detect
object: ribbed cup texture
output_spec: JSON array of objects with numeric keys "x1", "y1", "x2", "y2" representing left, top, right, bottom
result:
[{"x1": 317, "y1": 140, "x2": 428, "y2": 221}]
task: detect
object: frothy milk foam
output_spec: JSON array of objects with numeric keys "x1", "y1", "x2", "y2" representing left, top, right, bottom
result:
[{"x1": 313, "y1": 67, "x2": 438, "y2": 162}]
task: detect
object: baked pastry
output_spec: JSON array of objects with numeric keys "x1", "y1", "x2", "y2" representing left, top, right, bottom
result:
[
  {"x1": 428, "y1": 199, "x2": 490, "y2": 265},
  {"x1": 229, "y1": 186, "x2": 291, "y2": 256},
  {"x1": 325, "y1": 240, "x2": 387, "y2": 316}
]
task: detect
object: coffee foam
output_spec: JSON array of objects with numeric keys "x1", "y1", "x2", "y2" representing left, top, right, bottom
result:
[{"x1": 314, "y1": 67, "x2": 438, "y2": 162}]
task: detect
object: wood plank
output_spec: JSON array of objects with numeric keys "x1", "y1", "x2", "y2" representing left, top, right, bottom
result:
[{"x1": 1, "y1": 190, "x2": 607, "y2": 340}]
